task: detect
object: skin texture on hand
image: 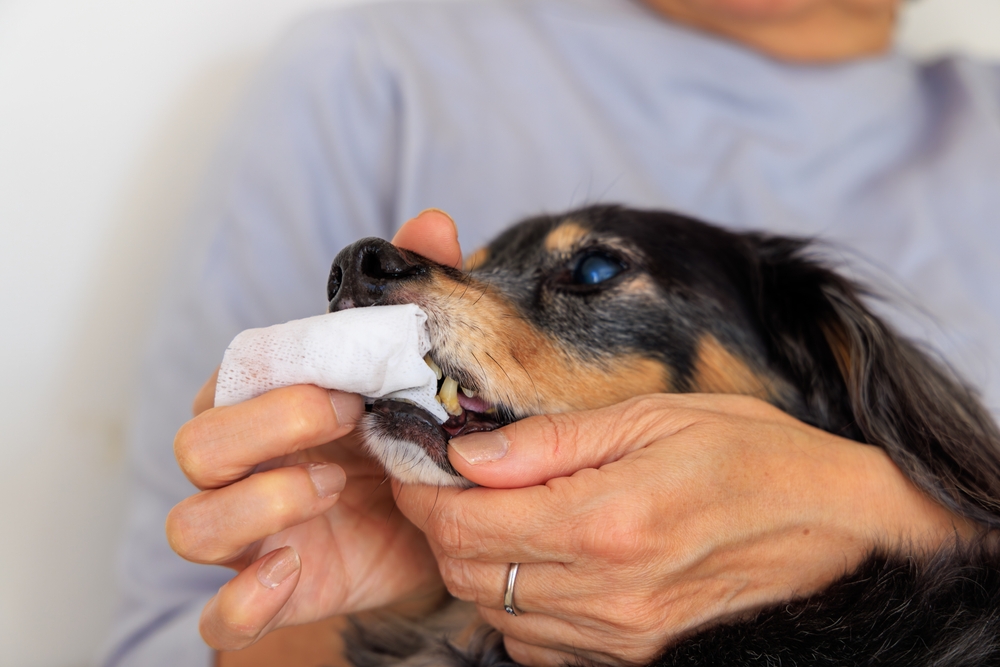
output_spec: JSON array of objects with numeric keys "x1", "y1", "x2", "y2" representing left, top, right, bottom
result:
[
  {"x1": 167, "y1": 210, "x2": 460, "y2": 665},
  {"x1": 394, "y1": 394, "x2": 975, "y2": 666}
]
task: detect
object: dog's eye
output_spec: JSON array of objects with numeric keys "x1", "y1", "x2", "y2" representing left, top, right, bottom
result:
[{"x1": 572, "y1": 253, "x2": 624, "y2": 286}]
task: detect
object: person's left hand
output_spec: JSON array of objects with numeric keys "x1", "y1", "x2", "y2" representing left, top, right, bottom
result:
[{"x1": 392, "y1": 393, "x2": 971, "y2": 666}]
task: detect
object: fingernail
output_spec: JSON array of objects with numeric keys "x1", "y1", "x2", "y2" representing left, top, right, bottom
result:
[
  {"x1": 450, "y1": 431, "x2": 510, "y2": 465},
  {"x1": 306, "y1": 463, "x2": 346, "y2": 498},
  {"x1": 418, "y1": 207, "x2": 454, "y2": 223},
  {"x1": 328, "y1": 390, "x2": 359, "y2": 427},
  {"x1": 256, "y1": 546, "x2": 300, "y2": 589}
]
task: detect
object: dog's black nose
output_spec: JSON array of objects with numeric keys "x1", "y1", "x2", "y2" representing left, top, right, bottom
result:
[{"x1": 327, "y1": 237, "x2": 426, "y2": 311}]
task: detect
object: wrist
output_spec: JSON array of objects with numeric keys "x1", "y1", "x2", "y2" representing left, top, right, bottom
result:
[{"x1": 850, "y1": 443, "x2": 979, "y2": 554}]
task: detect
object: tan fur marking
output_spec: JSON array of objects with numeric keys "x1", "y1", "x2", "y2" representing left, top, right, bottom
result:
[
  {"x1": 622, "y1": 274, "x2": 658, "y2": 294},
  {"x1": 463, "y1": 247, "x2": 490, "y2": 272},
  {"x1": 405, "y1": 271, "x2": 670, "y2": 416},
  {"x1": 690, "y1": 335, "x2": 772, "y2": 399},
  {"x1": 543, "y1": 222, "x2": 589, "y2": 254},
  {"x1": 821, "y1": 321, "x2": 853, "y2": 381}
]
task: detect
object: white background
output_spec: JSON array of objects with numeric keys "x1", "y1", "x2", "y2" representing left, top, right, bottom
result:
[{"x1": 0, "y1": 1, "x2": 998, "y2": 665}]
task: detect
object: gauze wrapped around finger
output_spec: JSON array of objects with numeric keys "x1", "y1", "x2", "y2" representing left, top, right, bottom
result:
[{"x1": 215, "y1": 303, "x2": 448, "y2": 422}]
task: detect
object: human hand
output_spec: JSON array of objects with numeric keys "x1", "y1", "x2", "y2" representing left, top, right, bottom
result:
[
  {"x1": 394, "y1": 393, "x2": 972, "y2": 666},
  {"x1": 166, "y1": 209, "x2": 464, "y2": 651}
]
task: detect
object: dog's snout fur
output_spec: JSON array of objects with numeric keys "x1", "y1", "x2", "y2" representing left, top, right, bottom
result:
[{"x1": 329, "y1": 237, "x2": 427, "y2": 311}]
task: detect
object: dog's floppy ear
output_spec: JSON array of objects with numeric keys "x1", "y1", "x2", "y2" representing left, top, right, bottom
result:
[{"x1": 748, "y1": 235, "x2": 1000, "y2": 528}]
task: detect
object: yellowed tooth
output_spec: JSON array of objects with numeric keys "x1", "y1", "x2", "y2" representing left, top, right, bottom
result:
[
  {"x1": 461, "y1": 386, "x2": 475, "y2": 398},
  {"x1": 424, "y1": 355, "x2": 443, "y2": 380},
  {"x1": 439, "y1": 376, "x2": 462, "y2": 416}
]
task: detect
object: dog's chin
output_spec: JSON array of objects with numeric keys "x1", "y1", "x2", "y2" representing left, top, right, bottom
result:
[
  {"x1": 363, "y1": 394, "x2": 515, "y2": 487},
  {"x1": 361, "y1": 400, "x2": 478, "y2": 488}
]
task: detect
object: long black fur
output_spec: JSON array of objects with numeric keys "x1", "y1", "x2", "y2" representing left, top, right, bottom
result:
[
  {"x1": 748, "y1": 234, "x2": 1000, "y2": 528},
  {"x1": 342, "y1": 206, "x2": 1000, "y2": 666},
  {"x1": 659, "y1": 542, "x2": 1000, "y2": 666}
]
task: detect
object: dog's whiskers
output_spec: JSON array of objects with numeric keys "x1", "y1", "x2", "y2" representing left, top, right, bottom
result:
[
  {"x1": 484, "y1": 350, "x2": 522, "y2": 413},
  {"x1": 470, "y1": 278, "x2": 492, "y2": 306},
  {"x1": 509, "y1": 351, "x2": 541, "y2": 412}
]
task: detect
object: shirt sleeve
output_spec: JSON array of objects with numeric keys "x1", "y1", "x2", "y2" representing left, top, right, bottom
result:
[{"x1": 99, "y1": 11, "x2": 401, "y2": 666}]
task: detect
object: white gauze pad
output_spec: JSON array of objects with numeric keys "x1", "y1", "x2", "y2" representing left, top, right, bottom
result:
[{"x1": 215, "y1": 303, "x2": 448, "y2": 422}]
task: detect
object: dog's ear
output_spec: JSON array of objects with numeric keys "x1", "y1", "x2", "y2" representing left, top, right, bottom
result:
[{"x1": 748, "y1": 235, "x2": 1000, "y2": 527}]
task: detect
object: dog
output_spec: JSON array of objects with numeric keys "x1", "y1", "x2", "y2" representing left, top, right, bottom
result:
[{"x1": 325, "y1": 205, "x2": 1000, "y2": 666}]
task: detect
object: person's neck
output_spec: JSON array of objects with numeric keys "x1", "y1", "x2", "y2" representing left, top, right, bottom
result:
[{"x1": 640, "y1": 0, "x2": 898, "y2": 63}]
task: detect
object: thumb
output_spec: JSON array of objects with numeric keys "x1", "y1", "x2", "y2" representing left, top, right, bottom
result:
[
  {"x1": 446, "y1": 397, "x2": 694, "y2": 488},
  {"x1": 391, "y1": 208, "x2": 463, "y2": 269}
]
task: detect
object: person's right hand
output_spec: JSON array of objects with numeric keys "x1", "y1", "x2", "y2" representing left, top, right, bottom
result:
[
  {"x1": 168, "y1": 381, "x2": 446, "y2": 650},
  {"x1": 166, "y1": 209, "x2": 464, "y2": 651}
]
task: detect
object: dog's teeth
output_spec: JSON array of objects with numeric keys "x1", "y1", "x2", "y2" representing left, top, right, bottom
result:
[
  {"x1": 439, "y1": 377, "x2": 462, "y2": 416},
  {"x1": 424, "y1": 355, "x2": 443, "y2": 380},
  {"x1": 461, "y1": 386, "x2": 475, "y2": 398}
]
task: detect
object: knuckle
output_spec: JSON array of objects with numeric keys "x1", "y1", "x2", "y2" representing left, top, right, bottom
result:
[
  {"x1": 432, "y1": 501, "x2": 469, "y2": 557},
  {"x1": 438, "y1": 556, "x2": 475, "y2": 601},
  {"x1": 578, "y1": 505, "x2": 650, "y2": 564},
  {"x1": 604, "y1": 594, "x2": 662, "y2": 636},
  {"x1": 279, "y1": 387, "x2": 338, "y2": 445},
  {"x1": 164, "y1": 506, "x2": 190, "y2": 557},
  {"x1": 211, "y1": 597, "x2": 261, "y2": 647},
  {"x1": 621, "y1": 393, "x2": 665, "y2": 415},
  {"x1": 282, "y1": 393, "x2": 320, "y2": 444},
  {"x1": 502, "y1": 637, "x2": 538, "y2": 666},
  {"x1": 164, "y1": 497, "x2": 202, "y2": 557},
  {"x1": 165, "y1": 496, "x2": 232, "y2": 563},
  {"x1": 612, "y1": 395, "x2": 680, "y2": 441},
  {"x1": 540, "y1": 413, "x2": 581, "y2": 463},
  {"x1": 173, "y1": 419, "x2": 209, "y2": 481}
]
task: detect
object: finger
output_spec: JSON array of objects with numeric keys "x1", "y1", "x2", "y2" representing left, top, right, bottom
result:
[
  {"x1": 167, "y1": 462, "x2": 346, "y2": 564},
  {"x1": 175, "y1": 385, "x2": 363, "y2": 489},
  {"x1": 396, "y1": 396, "x2": 725, "y2": 562},
  {"x1": 193, "y1": 366, "x2": 220, "y2": 416},
  {"x1": 448, "y1": 395, "x2": 700, "y2": 488},
  {"x1": 482, "y1": 605, "x2": 588, "y2": 651},
  {"x1": 488, "y1": 607, "x2": 644, "y2": 665},
  {"x1": 490, "y1": 609, "x2": 640, "y2": 667},
  {"x1": 200, "y1": 546, "x2": 301, "y2": 650},
  {"x1": 501, "y1": 634, "x2": 587, "y2": 667},
  {"x1": 395, "y1": 477, "x2": 604, "y2": 563},
  {"x1": 433, "y1": 552, "x2": 568, "y2": 613},
  {"x1": 391, "y1": 208, "x2": 462, "y2": 269}
]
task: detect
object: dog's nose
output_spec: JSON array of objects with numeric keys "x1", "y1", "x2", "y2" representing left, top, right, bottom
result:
[{"x1": 328, "y1": 237, "x2": 425, "y2": 311}]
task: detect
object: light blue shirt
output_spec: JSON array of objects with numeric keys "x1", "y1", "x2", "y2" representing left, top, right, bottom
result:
[{"x1": 101, "y1": 0, "x2": 1000, "y2": 664}]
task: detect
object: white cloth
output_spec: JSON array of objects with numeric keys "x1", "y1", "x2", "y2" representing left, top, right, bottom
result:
[{"x1": 215, "y1": 304, "x2": 447, "y2": 422}]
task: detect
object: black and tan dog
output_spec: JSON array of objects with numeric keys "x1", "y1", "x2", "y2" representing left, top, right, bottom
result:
[{"x1": 326, "y1": 205, "x2": 1000, "y2": 666}]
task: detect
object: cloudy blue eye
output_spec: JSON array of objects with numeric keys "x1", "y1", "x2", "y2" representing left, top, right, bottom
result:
[{"x1": 573, "y1": 253, "x2": 624, "y2": 286}]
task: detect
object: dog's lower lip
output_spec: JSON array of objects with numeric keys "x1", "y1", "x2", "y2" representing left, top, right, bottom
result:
[{"x1": 369, "y1": 398, "x2": 509, "y2": 442}]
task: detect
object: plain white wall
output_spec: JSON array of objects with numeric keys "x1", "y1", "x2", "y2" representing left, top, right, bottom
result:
[{"x1": 0, "y1": 1, "x2": 997, "y2": 665}]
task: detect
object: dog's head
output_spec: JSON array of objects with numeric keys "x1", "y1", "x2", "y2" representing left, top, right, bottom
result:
[{"x1": 328, "y1": 205, "x2": 1000, "y2": 526}]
